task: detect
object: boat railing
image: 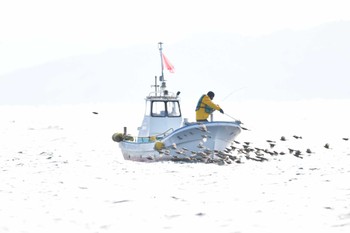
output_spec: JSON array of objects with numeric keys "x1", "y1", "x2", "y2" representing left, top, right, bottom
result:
[
  {"x1": 147, "y1": 91, "x2": 178, "y2": 99},
  {"x1": 136, "y1": 128, "x2": 174, "y2": 143}
]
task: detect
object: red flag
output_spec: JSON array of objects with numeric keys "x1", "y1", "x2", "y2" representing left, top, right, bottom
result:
[{"x1": 162, "y1": 53, "x2": 175, "y2": 73}]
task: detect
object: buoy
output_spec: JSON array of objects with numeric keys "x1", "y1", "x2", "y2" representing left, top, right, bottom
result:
[
  {"x1": 154, "y1": 141, "x2": 165, "y2": 151},
  {"x1": 112, "y1": 133, "x2": 124, "y2": 142},
  {"x1": 123, "y1": 135, "x2": 134, "y2": 141}
]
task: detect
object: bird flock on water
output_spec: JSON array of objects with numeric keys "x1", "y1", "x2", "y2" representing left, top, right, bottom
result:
[{"x1": 160, "y1": 123, "x2": 349, "y2": 165}]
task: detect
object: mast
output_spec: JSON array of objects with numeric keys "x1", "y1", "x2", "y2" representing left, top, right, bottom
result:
[{"x1": 158, "y1": 42, "x2": 166, "y2": 93}]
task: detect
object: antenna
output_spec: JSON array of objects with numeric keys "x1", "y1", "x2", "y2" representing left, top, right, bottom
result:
[{"x1": 151, "y1": 76, "x2": 159, "y2": 96}]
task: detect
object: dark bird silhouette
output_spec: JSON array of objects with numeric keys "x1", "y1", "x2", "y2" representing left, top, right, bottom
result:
[
  {"x1": 293, "y1": 150, "x2": 303, "y2": 159},
  {"x1": 246, "y1": 155, "x2": 266, "y2": 162},
  {"x1": 224, "y1": 148, "x2": 231, "y2": 153},
  {"x1": 256, "y1": 155, "x2": 269, "y2": 162},
  {"x1": 306, "y1": 148, "x2": 314, "y2": 154},
  {"x1": 263, "y1": 149, "x2": 274, "y2": 156},
  {"x1": 92, "y1": 112, "x2": 98, "y2": 114},
  {"x1": 227, "y1": 154, "x2": 237, "y2": 161},
  {"x1": 288, "y1": 148, "x2": 294, "y2": 154},
  {"x1": 342, "y1": 138, "x2": 349, "y2": 141},
  {"x1": 293, "y1": 135, "x2": 302, "y2": 139},
  {"x1": 244, "y1": 147, "x2": 254, "y2": 153},
  {"x1": 324, "y1": 143, "x2": 330, "y2": 149},
  {"x1": 280, "y1": 136, "x2": 287, "y2": 141},
  {"x1": 254, "y1": 147, "x2": 263, "y2": 152}
]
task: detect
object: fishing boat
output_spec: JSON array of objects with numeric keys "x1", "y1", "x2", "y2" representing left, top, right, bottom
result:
[{"x1": 112, "y1": 42, "x2": 242, "y2": 162}]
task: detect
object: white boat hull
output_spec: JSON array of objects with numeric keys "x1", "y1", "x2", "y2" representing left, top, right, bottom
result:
[{"x1": 119, "y1": 121, "x2": 241, "y2": 162}]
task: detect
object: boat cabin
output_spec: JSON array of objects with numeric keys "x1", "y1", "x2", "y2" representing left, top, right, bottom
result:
[
  {"x1": 136, "y1": 42, "x2": 184, "y2": 142},
  {"x1": 137, "y1": 90, "x2": 183, "y2": 142}
]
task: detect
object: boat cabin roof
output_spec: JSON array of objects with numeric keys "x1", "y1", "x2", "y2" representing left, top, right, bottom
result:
[{"x1": 146, "y1": 91, "x2": 179, "y2": 101}]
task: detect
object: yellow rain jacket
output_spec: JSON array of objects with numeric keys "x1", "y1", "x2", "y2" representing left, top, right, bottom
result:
[{"x1": 195, "y1": 94, "x2": 222, "y2": 121}]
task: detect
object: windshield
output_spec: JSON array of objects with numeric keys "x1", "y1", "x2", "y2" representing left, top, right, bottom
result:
[{"x1": 150, "y1": 101, "x2": 181, "y2": 117}]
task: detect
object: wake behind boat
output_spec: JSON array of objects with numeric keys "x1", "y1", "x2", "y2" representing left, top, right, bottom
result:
[{"x1": 112, "y1": 43, "x2": 242, "y2": 162}]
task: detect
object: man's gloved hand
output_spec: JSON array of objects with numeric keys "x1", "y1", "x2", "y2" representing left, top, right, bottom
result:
[{"x1": 219, "y1": 109, "x2": 224, "y2": 114}]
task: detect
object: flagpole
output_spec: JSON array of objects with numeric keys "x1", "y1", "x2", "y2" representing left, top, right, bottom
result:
[
  {"x1": 158, "y1": 42, "x2": 167, "y2": 93},
  {"x1": 158, "y1": 42, "x2": 164, "y2": 82}
]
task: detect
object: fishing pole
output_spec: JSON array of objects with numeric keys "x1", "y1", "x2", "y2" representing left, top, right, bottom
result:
[
  {"x1": 221, "y1": 87, "x2": 246, "y2": 102},
  {"x1": 219, "y1": 88, "x2": 251, "y2": 130},
  {"x1": 224, "y1": 113, "x2": 250, "y2": 131},
  {"x1": 224, "y1": 113, "x2": 240, "y2": 122}
]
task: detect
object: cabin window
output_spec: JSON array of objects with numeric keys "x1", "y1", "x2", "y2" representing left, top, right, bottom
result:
[
  {"x1": 151, "y1": 101, "x2": 181, "y2": 117},
  {"x1": 167, "y1": 101, "x2": 181, "y2": 117},
  {"x1": 145, "y1": 101, "x2": 151, "y2": 116},
  {"x1": 151, "y1": 101, "x2": 166, "y2": 117}
]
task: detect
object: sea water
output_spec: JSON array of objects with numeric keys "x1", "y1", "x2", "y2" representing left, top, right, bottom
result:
[{"x1": 0, "y1": 100, "x2": 349, "y2": 233}]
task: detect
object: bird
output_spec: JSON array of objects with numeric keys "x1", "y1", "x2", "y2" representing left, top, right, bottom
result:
[
  {"x1": 197, "y1": 142, "x2": 205, "y2": 149},
  {"x1": 203, "y1": 149, "x2": 213, "y2": 156},
  {"x1": 263, "y1": 149, "x2": 274, "y2": 156},
  {"x1": 175, "y1": 150, "x2": 185, "y2": 155},
  {"x1": 245, "y1": 155, "x2": 262, "y2": 162},
  {"x1": 201, "y1": 134, "x2": 211, "y2": 141},
  {"x1": 243, "y1": 147, "x2": 253, "y2": 153},
  {"x1": 197, "y1": 151, "x2": 209, "y2": 158},
  {"x1": 224, "y1": 148, "x2": 231, "y2": 153},
  {"x1": 92, "y1": 112, "x2": 98, "y2": 114},
  {"x1": 306, "y1": 148, "x2": 313, "y2": 154},
  {"x1": 171, "y1": 143, "x2": 177, "y2": 149},
  {"x1": 293, "y1": 150, "x2": 303, "y2": 159},
  {"x1": 227, "y1": 154, "x2": 238, "y2": 161},
  {"x1": 324, "y1": 143, "x2": 330, "y2": 149},
  {"x1": 197, "y1": 124, "x2": 208, "y2": 132},
  {"x1": 342, "y1": 138, "x2": 349, "y2": 141},
  {"x1": 164, "y1": 150, "x2": 171, "y2": 155},
  {"x1": 280, "y1": 136, "x2": 287, "y2": 141},
  {"x1": 255, "y1": 155, "x2": 269, "y2": 162},
  {"x1": 293, "y1": 135, "x2": 302, "y2": 139}
]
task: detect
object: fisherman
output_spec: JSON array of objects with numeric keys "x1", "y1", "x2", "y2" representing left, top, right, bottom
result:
[{"x1": 195, "y1": 91, "x2": 224, "y2": 122}]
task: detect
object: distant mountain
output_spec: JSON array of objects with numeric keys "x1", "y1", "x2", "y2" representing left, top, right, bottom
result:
[
  {"x1": 1, "y1": 21, "x2": 349, "y2": 105},
  {"x1": 171, "y1": 21, "x2": 350, "y2": 102}
]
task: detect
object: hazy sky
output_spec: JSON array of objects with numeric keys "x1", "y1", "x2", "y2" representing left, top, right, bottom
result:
[{"x1": 1, "y1": 0, "x2": 349, "y2": 75}]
